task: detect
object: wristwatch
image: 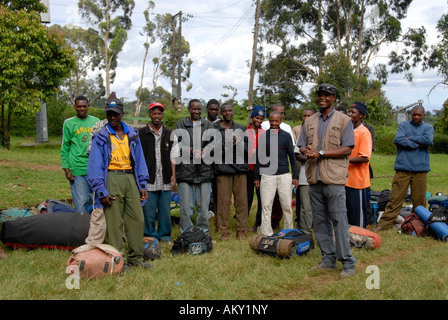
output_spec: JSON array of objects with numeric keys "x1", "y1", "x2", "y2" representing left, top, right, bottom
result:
[{"x1": 319, "y1": 150, "x2": 325, "y2": 157}]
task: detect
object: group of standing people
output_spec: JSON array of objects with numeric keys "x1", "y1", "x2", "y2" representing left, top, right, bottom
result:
[{"x1": 60, "y1": 82, "x2": 434, "y2": 277}]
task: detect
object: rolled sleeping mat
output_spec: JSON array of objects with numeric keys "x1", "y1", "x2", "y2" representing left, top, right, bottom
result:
[{"x1": 414, "y1": 205, "x2": 448, "y2": 241}]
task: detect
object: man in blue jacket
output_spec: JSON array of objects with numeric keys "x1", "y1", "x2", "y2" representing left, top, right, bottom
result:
[
  {"x1": 87, "y1": 92, "x2": 151, "y2": 270},
  {"x1": 377, "y1": 105, "x2": 434, "y2": 230}
]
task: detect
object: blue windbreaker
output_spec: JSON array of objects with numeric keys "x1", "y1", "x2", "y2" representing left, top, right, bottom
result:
[
  {"x1": 393, "y1": 120, "x2": 434, "y2": 173},
  {"x1": 87, "y1": 122, "x2": 149, "y2": 209}
]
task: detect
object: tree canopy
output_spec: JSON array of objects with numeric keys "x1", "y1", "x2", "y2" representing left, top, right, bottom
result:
[
  {"x1": 0, "y1": 3, "x2": 75, "y2": 148},
  {"x1": 257, "y1": 0, "x2": 428, "y2": 109}
]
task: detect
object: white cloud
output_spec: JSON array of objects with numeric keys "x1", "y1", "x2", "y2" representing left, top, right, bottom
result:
[{"x1": 49, "y1": 0, "x2": 448, "y2": 111}]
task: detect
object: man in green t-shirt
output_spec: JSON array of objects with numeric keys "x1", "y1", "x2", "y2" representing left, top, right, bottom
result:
[{"x1": 61, "y1": 96, "x2": 99, "y2": 213}]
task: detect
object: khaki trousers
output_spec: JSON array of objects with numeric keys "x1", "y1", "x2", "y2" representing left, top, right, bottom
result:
[
  {"x1": 378, "y1": 170, "x2": 427, "y2": 230},
  {"x1": 259, "y1": 173, "x2": 294, "y2": 236},
  {"x1": 85, "y1": 207, "x2": 106, "y2": 244},
  {"x1": 216, "y1": 174, "x2": 248, "y2": 234}
]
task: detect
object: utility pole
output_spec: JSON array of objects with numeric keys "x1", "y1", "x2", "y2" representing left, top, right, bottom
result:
[
  {"x1": 36, "y1": 0, "x2": 51, "y2": 144},
  {"x1": 247, "y1": 0, "x2": 261, "y2": 123},
  {"x1": 171, "y1": 13, "x2": 177, "y2": 110},
  {"x1": 171, "y1": 11, "x2": 183, "y2": 111},
  {"x1": 177, "y1": 11, "x2": 182, "y2": 114}
]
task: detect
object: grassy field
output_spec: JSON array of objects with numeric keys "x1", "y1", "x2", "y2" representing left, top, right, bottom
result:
[{"x1": 0, "y1": 136, "x2": 447, "y2": 302}]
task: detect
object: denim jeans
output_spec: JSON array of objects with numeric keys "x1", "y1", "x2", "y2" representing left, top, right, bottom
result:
[
  {"x1": 177, "y1": 182, "x2": 211, "y2": 234},
  {"x1": 142, "y1": 190, "x2": 172, "y2": 242},
  {"x1": 70, "y1": 175, "x2": 92, "y2": 213}
]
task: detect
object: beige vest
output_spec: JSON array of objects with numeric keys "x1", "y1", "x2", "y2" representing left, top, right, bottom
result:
[{"x1": 304, "y1": 110, "x2": 352, "y2": 185}]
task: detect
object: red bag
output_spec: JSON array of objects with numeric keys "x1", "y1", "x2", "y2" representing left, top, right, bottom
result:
[
  {"x1": 348, "y1": 225, "x2": 381, "y2": 249},
  {"x1": 401, "y1": 213, "x2": 426, "y2": 237}
]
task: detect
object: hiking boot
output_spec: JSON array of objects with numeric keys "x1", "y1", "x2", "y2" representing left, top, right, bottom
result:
[
  {"x1": 340, "y1": 268, "x2": 356, "y2": 279},
  {"x1": 236, "y1": 231, "x2": 247, "y2": 240},
  {"x1": 220, "y1": 233, "x2": 230, "y2": 241},
  {"x1": 310, "y1": 262, "x2": 337, "y2": 271}
]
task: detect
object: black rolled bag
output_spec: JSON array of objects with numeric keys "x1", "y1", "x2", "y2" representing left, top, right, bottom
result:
[{"x1": 0, "y1": 212, "x2": 91, "y2": 250}]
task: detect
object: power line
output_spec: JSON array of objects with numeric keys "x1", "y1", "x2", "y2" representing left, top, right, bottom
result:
[{"x1": 188, "y1": 3, "x2": 255, "y2": 61}]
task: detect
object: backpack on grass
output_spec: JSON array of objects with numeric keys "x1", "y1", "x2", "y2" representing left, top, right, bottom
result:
[
  {"x1": 348, "y1": 225, "x2": 381, "y2": 249},
  {"x1": 67, "y1": 244, "x2": 124, "y2": 279},
  {"x1": 401, "y1": 213, "x2": 426, "y2": 237},
  {"x1": 143, "y1": 237, "x2": 161, "y2": 261},
  {"x1": 250, "y1": 228, "x2": 314, "y2": 259},
  {"x1": 170, "y1": 228, "x2": 213, "y2": 255}
]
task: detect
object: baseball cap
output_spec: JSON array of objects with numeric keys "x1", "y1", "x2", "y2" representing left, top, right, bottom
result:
[
  {"x1": 148, "y1": 102, "x2": 164, "y2": 112},
  {"x1": 316, "y1": 83, "x2": 337, "y2": 96},
  {"x1": 105, "y1": 92, "x2": 124, "y2": 114},
  {"x1": 350, "y1": 102, "x2": 367, "y2": 116}
]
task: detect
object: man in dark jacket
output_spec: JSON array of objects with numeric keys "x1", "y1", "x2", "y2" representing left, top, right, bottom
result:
[
  {"x1": 171, "y1": 99, "x2": 215, "y2": 234},
  {"x1": 213, "y1": 103, "x2": 249, "y2": 241},
  {"x1": 139, "y1": 102, "x2": 175, "y2": 243}
]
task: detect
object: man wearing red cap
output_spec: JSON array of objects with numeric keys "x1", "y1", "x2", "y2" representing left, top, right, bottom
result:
[{"x1": 139, "y1": 102, "x2": 175, "y2": 244}]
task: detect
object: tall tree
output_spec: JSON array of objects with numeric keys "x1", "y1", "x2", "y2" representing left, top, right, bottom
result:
[
  {"x1": 154, "y1": 13, "x2": 193, "y2": 102},
  {"x1": 78, "y1": 0, "x2": 135, "y2": 97},
  {"x1": 134, "y1": 1, "x2": 156, "y2": 125},
  {"x1": 49, "y1": 24, "x2": 104, "y2": 105},
  {"x1": 425, "y1": 13, "x2": 448, "y2": 134},
  {"x1": 0, "y1": 4, "x2": 75, "y2": 148},
  {"x1": 258, "y1": 0, "x2": 427, "y2": 107}
]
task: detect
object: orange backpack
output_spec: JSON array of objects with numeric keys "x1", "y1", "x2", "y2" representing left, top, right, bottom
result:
[{"x1": 67, "y1": 244, "x2": 124, "y2": 279}]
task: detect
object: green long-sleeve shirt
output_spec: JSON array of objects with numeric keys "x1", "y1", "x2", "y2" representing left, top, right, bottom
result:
[{"x1": 61, "y1": 115, "x2": 100, "y2": 176}]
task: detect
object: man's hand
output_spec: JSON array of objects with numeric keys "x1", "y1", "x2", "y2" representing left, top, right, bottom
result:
[
  {"x1": 140, "y1": 189, "x2": 148, "y2": 201},
  {"x1": 100, "y1": 195, "x2": 116, "y2": 206},
  {"x1": 305, "y1": 145, "x2": 319, "y2": 159},
  {"x1": 292, "y1": 179, "x2": 298, "y2": 189},
  {"x1": 254, "y1": 180, "x2": 260, "y2": 189},
  {"x1": 63, "y1": 168, "x2": 75, "y2": 182}
]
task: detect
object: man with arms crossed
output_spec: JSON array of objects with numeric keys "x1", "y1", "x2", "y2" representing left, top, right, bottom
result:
[{"x1": 376, "y1": 105, "x2": 433, "y2": 231}]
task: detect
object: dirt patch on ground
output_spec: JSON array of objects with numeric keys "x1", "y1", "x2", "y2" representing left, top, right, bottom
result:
[{"x1": 0, "y1": 160, "x2": 61, "y2": 171}]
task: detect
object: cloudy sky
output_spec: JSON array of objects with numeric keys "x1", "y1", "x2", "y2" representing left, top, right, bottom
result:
[{"x1": 47, "y1": 0, "x2": 448, "y2": 111}]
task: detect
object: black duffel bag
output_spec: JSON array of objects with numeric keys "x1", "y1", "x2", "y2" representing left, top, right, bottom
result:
[{"x1": 1, "y1": 212, "x2": 90, "y2": 250}]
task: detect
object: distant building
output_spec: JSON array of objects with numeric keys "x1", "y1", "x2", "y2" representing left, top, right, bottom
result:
[{"x1": 392, "y1": 100, "x2": 424, "y2": 123}]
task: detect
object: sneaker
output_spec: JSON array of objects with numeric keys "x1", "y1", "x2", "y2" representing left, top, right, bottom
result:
[
  {"x1": 310, "y1": 262, "x2": 337, "y2": 271},
  {"x1": 340, "y1": 268, "x2": 355, "y2": 278}
]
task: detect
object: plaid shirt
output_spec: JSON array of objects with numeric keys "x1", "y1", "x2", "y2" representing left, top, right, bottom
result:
[{"x1": 147, "y1": 125, "x2": 171, "y2": 192}]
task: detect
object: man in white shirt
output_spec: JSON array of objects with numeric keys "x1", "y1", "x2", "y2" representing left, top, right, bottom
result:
[{"x1": 260, "y1": 103, "x2": 295, "y2": 232}]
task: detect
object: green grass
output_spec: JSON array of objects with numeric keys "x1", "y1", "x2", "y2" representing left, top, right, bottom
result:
[{"x1": 1, "y1": 136, "x2": 448, "y2": 301}]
